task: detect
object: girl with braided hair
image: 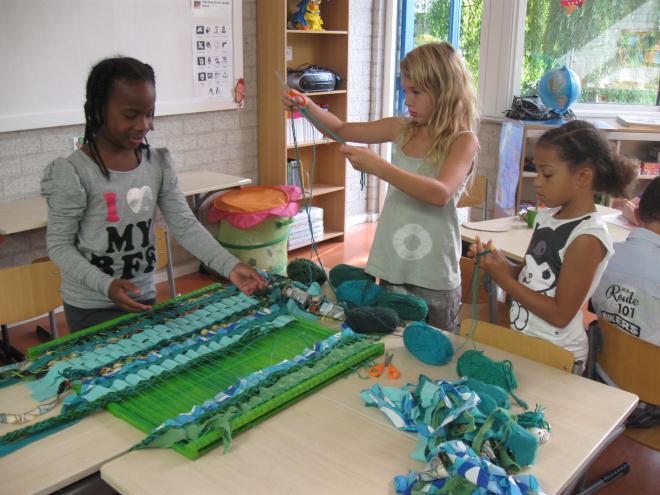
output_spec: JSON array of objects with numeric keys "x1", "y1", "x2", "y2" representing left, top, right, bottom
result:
[
  {"x1": 470, "y1": 120, "x2": 637, "y2": 370},
  {"x1": 41, "y1": 57, "x2": 266, "y2": 332}
]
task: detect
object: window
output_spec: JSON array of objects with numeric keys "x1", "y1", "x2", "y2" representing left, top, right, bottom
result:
[
  {"x1": 389, "y1": 1, "x2": 660, "y2": 119},
  {"x1": 522, "y1": 0, "x2": 659, "y2": 106},
  {"x1": 412, "y1": 1, "x2": 482, "y2": 84},
  {"x1": 394, "y1": 0, "x2": 482, "y2": 114}
]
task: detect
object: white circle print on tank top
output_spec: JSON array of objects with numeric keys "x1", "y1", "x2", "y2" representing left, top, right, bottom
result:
[{"x1": 392, "y1": 223, "x2": 433, "y2": 260}]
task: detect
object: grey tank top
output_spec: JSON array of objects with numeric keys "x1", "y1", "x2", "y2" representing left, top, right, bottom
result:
[{"x1": 365, "y1": 133, "x2": 471, "y2": 290}]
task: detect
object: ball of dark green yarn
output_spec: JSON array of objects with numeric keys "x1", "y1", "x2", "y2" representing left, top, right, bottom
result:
[
  {"x1": 329, "y1": 264, "x2": 374, "y2": 288},
  {"x1": 345, "y1": 306, "x2": 401, "y2": 334},
  {"x1": 375, "y1": 291, "x2": 429, "y2": 321},
  {"x1": 336, "y1": 280, "x2": 384, "y2": 306},
  {"x1": 287, "y1": 259, "x2": 327, "y2": 285}
]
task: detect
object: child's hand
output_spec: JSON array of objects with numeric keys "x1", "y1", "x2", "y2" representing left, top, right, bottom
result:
[
  {"x1": 229, "y1": 262, "x2": 269, "y2": 295},
  {"x1": 108, "y1": 279, "x2": 152, "y2": 313},
  {"x1": 340, "y1": 145, "x2": 384, "y2": 176},
  {"x1": 472, "y1": 236, "x2": 510, "y2": 282},
  {"x1": 281, "y1": 88, "x2": 309, "y2": 110}
]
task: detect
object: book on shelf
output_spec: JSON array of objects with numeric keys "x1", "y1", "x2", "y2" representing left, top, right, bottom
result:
[
  {"x1": 288, "y1": 206, "x2": 324, "y2": 250},
  {"x1": 616, "y1": 115, "x2": 660, "y2": 130},
  {"x1": 285, "y1": 104, "x2": 331, "y2": 146},
  {"x1": 287, "y1": 159, "x2": 303, "y2": 189}
]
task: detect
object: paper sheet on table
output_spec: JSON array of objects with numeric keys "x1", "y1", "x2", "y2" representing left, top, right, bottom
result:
[
  {"x1": 462, "y1": 218, "x2": 513, "y2": 232},
  {"x1": 600, "y1": 212, "x2": 635, "y2": 230}
]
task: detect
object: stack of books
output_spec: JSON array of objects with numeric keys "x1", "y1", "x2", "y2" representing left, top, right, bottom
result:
[
  {"x1": 285, "y1": 104, "x2": 330, "y2": 146},
  {"x1": 288, "y1": 206, "x2": 324, "y2": 250}
]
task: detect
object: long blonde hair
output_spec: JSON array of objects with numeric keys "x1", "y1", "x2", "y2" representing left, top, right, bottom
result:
[{"x1": 400, "y1": 42, "x2": 478, "y2": 170}]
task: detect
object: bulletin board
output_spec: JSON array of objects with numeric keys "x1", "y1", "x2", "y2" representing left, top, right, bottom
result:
[{"x1": 0, "y1": 0, "x2": 243, "y2": 133}]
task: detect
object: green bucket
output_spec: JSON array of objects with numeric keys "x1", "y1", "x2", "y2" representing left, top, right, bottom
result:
[{"x1": 217, "y1": 217, "x2": 293, "y2": 274}]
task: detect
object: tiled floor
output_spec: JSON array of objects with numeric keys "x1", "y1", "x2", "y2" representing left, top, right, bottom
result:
[{"x1": 4, "y1": 221, "x2": 659, "y2": 493}]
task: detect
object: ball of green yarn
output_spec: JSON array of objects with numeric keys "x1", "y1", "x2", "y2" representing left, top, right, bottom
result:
[
  {"x1": 403, "y1": 321, "x2": 454, "y2": 365},
  {"x1": 457, "y1": 350, "x2": 528, "y2": 409},
  {"x1": 287, "y1": 259, "x2": 327, "y2": 285},
  {"x1": 329, "y1": 264, "x2": 374, "y2": 288},
  {"x1": 375, "y1": 291, "x2": 429, "y2": 321},
  {"x1": 345, "y1": 306, "x2": 401, "y2": 334},
  {"x1": 336, "y1": 280, "x2": 384, "y2": 306},
  {"x1": 457, "y1": 350, "x2": 519, "y2": 391}
]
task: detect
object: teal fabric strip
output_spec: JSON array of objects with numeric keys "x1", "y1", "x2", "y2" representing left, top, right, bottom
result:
[{"x1": 0, "y1": 419, "x2": 81, "y2": 457}]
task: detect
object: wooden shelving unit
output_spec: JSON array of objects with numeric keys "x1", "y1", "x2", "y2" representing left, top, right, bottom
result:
[
  {"x1": 514, "y1": 119, "x2": 660, "y2": 212},
  {"x1": 257, "y1": 0, "x2": 349, "y2": 249}
]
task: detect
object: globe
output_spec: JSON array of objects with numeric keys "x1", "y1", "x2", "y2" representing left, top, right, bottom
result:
[{"x1": 537, "y1": 66, "x2": 581, "y2": 114}]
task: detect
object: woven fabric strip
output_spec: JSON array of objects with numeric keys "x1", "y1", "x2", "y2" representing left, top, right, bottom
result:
[
  {"x1": 0, "y1": 310, "x2": 292, "y2": 454},
  {"x1": 27, "y1": 292, "x2": 262, "y2": 401}
]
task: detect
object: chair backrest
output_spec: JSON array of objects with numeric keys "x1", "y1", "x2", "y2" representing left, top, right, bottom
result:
[
  {"x1": 596, "y1": 318, "x2": 660, "y2": 405},
  {"x1": 0, "y1": 260, "x2": 62, "y2": 325},
  {"x1": 457, "y1": 175, "x2": 488, "y2": 219},
  {"x1": 459, "y1": 319, "x2": 575, "y2": 372},
  {"x1": 460, "y1": 257, "x2": 490, "y2": 304}
]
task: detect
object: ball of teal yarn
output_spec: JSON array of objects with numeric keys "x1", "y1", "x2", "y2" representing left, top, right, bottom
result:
[
  {"x1": 375, "y1": 291, "x2": 429, "y2": 321},
  {"x1": 403, "y1": 321, "x2": 454, "y2": 365},
  {"x1": 336, "y1": 280, "x2": 384, "y2": 306},
  {"x1": 345, "y1": 306, "x2": 401, "y2": 334},
  {"x1": 329, "y1": 264, "x2": 374, "y2": 288},
  {"x1": 287, "y1": 259, "x2": 327, "y2": 285}
]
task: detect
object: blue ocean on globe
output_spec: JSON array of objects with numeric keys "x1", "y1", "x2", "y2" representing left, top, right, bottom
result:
[{"x1": 538, "y1": 66, "x2": 581, "y2": 114}]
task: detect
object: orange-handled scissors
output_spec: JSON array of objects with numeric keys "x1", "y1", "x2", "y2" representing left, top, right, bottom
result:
[{"x1": 368, "y1": 353, "x2": 401, "y2": 379}]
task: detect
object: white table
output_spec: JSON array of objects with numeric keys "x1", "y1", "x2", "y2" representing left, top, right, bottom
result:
[
  {"x1": 0, "y1": 171, "x2": 250, "y2": 237},
  {"x1": 0, "y1": 381, "x2": 143, "y2": 495},
  {"x1": 460, "y1": 205, "x2": 630, "y2": 263},
  {"x1": 100, "y1": 333, "x2": 638, "y2": 495},
  {"x1": 0, "y1": 170, "x2": 251, "y2": 297}
]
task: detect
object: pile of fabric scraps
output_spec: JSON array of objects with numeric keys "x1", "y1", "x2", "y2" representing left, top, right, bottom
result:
[
  {"x1": 360, "y1": 375, "x2": 549, "y2": 494},
  {"x1": 394, "y1": 440, "x2": 546, "y2": 495}
]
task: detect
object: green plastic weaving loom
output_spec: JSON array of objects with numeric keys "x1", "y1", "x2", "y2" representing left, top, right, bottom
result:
[{"x1": 2, "y1": 281, "x2": 384, "y2": 460}]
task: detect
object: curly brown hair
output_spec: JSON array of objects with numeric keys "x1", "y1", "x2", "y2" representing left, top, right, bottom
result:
[{"x1": 536, "y1": 120, "x2": 638, "y2": 198}]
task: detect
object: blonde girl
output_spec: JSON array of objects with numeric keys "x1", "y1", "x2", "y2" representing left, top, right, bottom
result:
[{"x1": 284, "y1": 42, "x2": 479, "y2": 330}]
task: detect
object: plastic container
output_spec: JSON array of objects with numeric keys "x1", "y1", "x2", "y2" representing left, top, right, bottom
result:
[{"x1": 217, "y1": 217, "x2": 293, "y2": 274}]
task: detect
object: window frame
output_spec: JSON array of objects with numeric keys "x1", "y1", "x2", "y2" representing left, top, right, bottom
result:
[{"x1": 477, "y1": 1, "x2": 659, "y2": 120}]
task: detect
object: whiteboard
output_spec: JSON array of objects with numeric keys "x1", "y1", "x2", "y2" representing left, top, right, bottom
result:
[{"x1": 0, "y1": 0, "x2": 243, "y2": 132}]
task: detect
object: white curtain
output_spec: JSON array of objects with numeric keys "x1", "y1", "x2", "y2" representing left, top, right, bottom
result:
[{"x1": 366, "y1": 0, "x2": 388, "y2": 220}]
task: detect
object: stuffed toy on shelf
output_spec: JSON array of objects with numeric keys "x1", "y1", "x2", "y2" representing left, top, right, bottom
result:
[{"x1": 288, "y1": 0, "x2": 324, "y2": 31}]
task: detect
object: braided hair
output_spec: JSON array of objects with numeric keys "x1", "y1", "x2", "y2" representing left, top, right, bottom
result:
[
  {"x1": 536, "y1": 120, "x2": 637, "y2": 198},
  {"x1": 83, "y1": 57, "x2": 155, "y2": 179}
]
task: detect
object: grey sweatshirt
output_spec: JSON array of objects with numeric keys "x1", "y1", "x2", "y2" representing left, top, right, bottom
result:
[{"x1": 41, "y1": 148, "x2": 239, "y2": 309}]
